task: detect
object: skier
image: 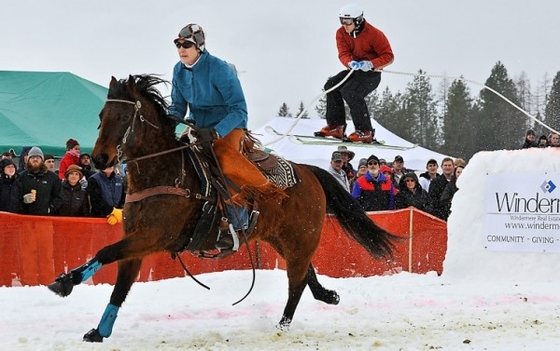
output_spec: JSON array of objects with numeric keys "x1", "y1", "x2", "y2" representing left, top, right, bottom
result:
[{"x1": 315, "y1": 4, "x2": 394, "y2": 143}]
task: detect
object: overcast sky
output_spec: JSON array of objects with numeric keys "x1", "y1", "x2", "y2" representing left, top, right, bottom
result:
[{"x1": 2, "y1": 0, "x2": 559, "y2": 129}]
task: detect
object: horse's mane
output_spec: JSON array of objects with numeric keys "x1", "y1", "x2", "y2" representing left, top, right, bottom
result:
[{"x1": 108, "y1": 74, "x2": 170, "y2": 120}]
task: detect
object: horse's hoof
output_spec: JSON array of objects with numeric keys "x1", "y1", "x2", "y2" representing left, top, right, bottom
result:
[
  {"x1": 83, "y1": 328, "x2": 104, "y2": 343},
  {"x1": 276, "y1": 317, "x2": 291, "y2": 332},
  {"x1": 47, "y1": 274, "x2": 74, "y2": 297},
  {"x1": 330, "y1": 291, "x2": 340, "y2": 305}
]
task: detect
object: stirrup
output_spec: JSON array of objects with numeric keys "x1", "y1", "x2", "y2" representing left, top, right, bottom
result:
[
  {"x1": 216, "y1": 220, "x2": 240, "y2": 251},
  {"x1": 247, "y1": 210, "x2": 260, "y2": 234}
]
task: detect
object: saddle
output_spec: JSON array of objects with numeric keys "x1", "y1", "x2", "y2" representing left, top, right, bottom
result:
[{"x1": 173, "y1": 131, "x2": 298, "y2": 258}]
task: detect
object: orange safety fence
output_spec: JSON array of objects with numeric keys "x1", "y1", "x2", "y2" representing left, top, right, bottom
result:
[{"x1": 0, "y1": 208, "x2": 447, "y2": 287}]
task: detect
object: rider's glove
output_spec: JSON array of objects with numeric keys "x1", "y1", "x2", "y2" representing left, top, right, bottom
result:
[
  {"x1": 196, "y1": 128, "x2": 220, "y2": 143},
  {"x1": 348, "y1": 61, "x2": 362, "y2": 70}
]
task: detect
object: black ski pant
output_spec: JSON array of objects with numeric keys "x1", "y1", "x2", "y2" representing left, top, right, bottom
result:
[{"x1": 324, "y1": 70, "x2": 381, "y2": 132}]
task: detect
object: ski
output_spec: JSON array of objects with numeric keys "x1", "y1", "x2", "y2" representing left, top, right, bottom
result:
[{"x1": 265, "y1": 126, "x2": 418, "y2": 150}]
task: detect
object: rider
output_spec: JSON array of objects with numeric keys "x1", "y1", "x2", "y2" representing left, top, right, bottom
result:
[
  {"x1": 167, "y1": 23, "x2": 283, "y2": 252},
  {"x1": 315, "y1": 4, "x2": 394, "y2": 143}
]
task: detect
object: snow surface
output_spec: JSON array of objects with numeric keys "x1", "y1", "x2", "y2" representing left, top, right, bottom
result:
[{"x1": 1, "y1": 149, "x2": 560, "y2": 350}]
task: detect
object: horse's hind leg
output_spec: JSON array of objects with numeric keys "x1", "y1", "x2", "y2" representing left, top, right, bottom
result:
[
  {"x1": 83, "y1": 258, "x2": 143, "y2": 342},
  {"x1": 277, "y1": 260, "x2": 309, "y2": 331},
  {"x1": 307, "y1": 264, "x2": 339, "y2": 305}
]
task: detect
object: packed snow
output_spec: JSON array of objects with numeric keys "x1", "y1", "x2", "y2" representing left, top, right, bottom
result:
[{"x1": 1, "y1": 148, "x2": 560, "y2": 350}]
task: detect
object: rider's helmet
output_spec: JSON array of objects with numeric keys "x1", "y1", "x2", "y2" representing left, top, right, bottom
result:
[
  {"x1": 338, "y1": 4, "x2": 364, "y2": 26},
  {"x1": 174, "y1": 23, "x2": 206, "y2": 51}
]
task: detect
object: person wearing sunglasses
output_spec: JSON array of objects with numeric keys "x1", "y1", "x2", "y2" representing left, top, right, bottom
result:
[
  {"x1": 167, "y1": 23, "x2": 283, "y2": 254},
  {"x1": 395, "y1": 172, "x2": 431, "y2": 213},
  {"x1": 351, "y1": 154, "x2": 395, "y2": 211},
  {"x1": 315, "y1": 4, "x2": 394, "y2": 143}
]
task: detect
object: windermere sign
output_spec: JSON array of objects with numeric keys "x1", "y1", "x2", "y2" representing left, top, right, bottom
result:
[{"x1": 483, "y1": 172, "x2": 560, "y2": 253}]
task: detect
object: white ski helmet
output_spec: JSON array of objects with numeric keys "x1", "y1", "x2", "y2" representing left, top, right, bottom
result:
[
  {"x1": 174, "y1": 23, "x2": 205, "y2": 51},
  {"x1": 338, "y1": 4, "x2": 364, "y2": 25}
]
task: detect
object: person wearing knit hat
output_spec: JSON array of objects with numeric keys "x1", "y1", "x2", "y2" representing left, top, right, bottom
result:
[
  {"x1": 57, "y1": 164, "x2": 89, "y2": 216},
  {"x1": 27, "y1": 146, "x2": 44, "y2": 160},
  {"x1": 0, "y1": 158, "x2": 22, "y2": 213},
  {"x1": 350, "y1": 158, "x2": 368, "y2": 190},
  {"x1": 392, "y1": 155, "x2": 407, "y2": 187},
  {"x1": 19, "y1": 146, "x2": 62, "y2": 215},
  {"x1": 58, "y1": 138, "x2": 81, "y2": 180},
  {"x1": 367, "y1": 154, "x2": 379, "y2": 165},
  {"x1": 78, "y1": 153, "x2": 96, "y2": 179},
  {"x1": 351, "y1": 154, "x2": 395, "y2": 211},
  {"x1": 43, "y1": 153, "x2": 56, "y2": 173}
]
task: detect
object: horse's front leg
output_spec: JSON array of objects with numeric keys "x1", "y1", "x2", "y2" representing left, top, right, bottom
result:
[
  {"x1": 83, "y1": 258, "x2": 143, "y2": 342},
  {"x1": 48, "y1": 239, "x2": 131, "y2": 297}
]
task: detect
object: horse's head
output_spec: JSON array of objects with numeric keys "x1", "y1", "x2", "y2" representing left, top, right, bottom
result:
[{"x1": 92, "y1": 74, "x2": 176, "y2": 169}]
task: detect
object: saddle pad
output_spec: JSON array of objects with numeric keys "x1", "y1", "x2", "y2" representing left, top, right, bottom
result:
[{"x1": 264, "y1": 156, "x2": 300, "y2": 190}]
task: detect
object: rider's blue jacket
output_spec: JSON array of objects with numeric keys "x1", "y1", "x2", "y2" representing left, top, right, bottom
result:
[{"x1": 168, "y1": 50, "x2": 248, "y2": 138}]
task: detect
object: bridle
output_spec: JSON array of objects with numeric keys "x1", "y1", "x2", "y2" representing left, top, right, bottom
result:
[
  {"x1": 105, "y1": 98, "x2": 162, "y2": 164},
  {"x1": 102, "y1": 98, "x2": 206, "y2": 197}
]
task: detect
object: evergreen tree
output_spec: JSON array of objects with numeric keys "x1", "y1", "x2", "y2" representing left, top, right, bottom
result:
[
  {"x1": 443, "y1": 78, "x2": 474, "y2": 158},
  {"x1": 402, "y1": 70, "x2": 440, "y2": 149},
  {"x1": 296, "y1": 101, "x2": 309, "y2": 119},
  {"x1": 544, "y1": 71, "x2": 560, "y2": 131},
  {"x1": 478, "y1": 62, "x2": 524, "y2": 150},
  {"x1": 376, "y1": 87, "x2": 405, "y2": 135},
  {"x1": 515, "y1": 72, "x2": 533, "y2": 131},
  {"x1": 277, "y1": 102, "x2": 291, "y2": 117},
  {"x1": 315, "y1": 96, "x2": 327, "y2": 119}
]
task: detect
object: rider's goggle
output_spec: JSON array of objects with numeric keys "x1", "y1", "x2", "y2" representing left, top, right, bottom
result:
[{"x1": 339, "y1": 17, "x2": 354, "y2": 25}]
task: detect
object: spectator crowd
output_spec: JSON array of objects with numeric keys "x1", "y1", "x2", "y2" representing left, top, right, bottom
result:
[
  {"x1": 0, "y1": 139, "x2": 125, "y2": 225},
  {"x1": 325, "y1": 145, "x2": 467, "y2": 221}
]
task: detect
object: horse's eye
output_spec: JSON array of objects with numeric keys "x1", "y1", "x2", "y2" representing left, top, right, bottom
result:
[{"x1": 118, "y1": 114, "x2": 130, "y2": 123}]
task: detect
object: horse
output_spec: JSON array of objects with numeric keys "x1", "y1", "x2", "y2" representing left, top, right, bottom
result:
[{"x1": 47, "y1": 74, "x2": 397, "y2": 342}]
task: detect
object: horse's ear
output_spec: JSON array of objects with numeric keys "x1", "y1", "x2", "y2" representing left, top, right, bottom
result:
[
  {"x1": 109, "y1": 76, "x2": 118, "y2": 88},
  {"x1": 126, "y1": 75, "x2": 136, "y2": 97}
]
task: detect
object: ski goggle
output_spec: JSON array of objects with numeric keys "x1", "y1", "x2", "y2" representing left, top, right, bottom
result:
[{"x1": 339, "y1": 17, "x2": 354, "y2": 25}]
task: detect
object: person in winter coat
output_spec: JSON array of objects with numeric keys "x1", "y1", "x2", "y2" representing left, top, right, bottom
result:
[
  {"x1": 352, "y1": 154, "x2": 395, "y2": 211},
  {"x1": 17, "y1": 146, "x2": 32, "y2": 172},
  {"x1": 0, "y1": 158, "x2": 22, "y2": 213},
  {"x1": 168, "y1": 23, "x2": 283, "y2": 252},
  {"x1": 418, "y1": 158, "x2": 440, "y2": 193},
  {"x1": 522, "y1": 129, "x2": 537, "y2": 149},
  {"x1": 58, "y1": 138, "x2": 81, "y2": 180},
  {"x1": 78, "y1": 153, "x2": 96, "y2": 180},
  {"x1": 428, "y1": 157, "x2": 455, "y2": 220},
  {"x1": 87, "y1": 166, "x2": 125, "y2": 224},
  {"x1": 395, "y1": 172, "x2": 431, "y2": 213},
  {"x1": 315, "y1": 4, "x2": 394, "y2": 143},
  {"x1": 440, "y1": 162, "x2": 466, "y2": 221},
  {"x1": 19, "y1": 146, "x2": 63, "y2": 215},
  {"x1": 57, "y1": 165, "x2": 89, "y2": 217}
]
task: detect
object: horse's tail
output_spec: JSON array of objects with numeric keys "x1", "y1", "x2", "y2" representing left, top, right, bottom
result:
[{"x1": 308, "y1": 165, "x2": 397, "y2": 259}]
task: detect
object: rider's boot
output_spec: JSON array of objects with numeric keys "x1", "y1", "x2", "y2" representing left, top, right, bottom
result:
[{"x1": 314, "y1": 125, "x2": 346, "y2": 139}]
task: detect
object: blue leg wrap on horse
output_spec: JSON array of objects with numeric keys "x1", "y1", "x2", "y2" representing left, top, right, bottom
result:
[
  {"x1": 79, "y1": 259, "x2": 102, "y2": 283},
  {"x1": 98, "y1": 303, "x2": 119, "y2": 337}
]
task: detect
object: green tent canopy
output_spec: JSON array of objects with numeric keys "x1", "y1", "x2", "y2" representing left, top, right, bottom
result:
[{"x1": 0, "y1": 71, "x2": 108, "y2": 156}]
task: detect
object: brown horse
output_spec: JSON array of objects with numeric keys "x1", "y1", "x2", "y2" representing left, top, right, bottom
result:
[{"x1": 48, "y1": 74, "x2": 396, "y2": 342}]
